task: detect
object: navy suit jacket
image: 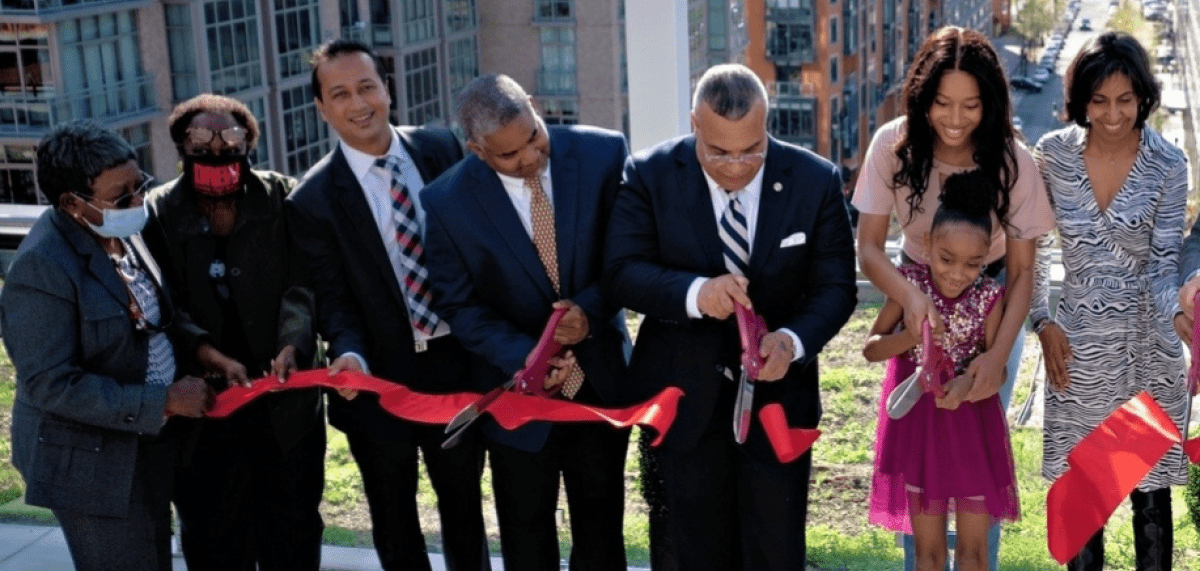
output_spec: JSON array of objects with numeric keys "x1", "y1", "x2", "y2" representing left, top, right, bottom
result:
[
  {"x1": 422, "y1": 125, "x2": 632, "y2": 452},
  {"x1": 287, "y1": 126, "x2": 472, "y2": 439},
  {"x1": 603, "y1": 134, "x2": 857, "y2": 458}
]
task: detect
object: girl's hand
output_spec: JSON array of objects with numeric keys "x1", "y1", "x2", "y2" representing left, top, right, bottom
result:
[
  {"x1": 935, "y1": 374, "x2": 971, "y2": 410},
  {"x1": 1037, "y1": 322, "x2": 1073, "y2": 391}
]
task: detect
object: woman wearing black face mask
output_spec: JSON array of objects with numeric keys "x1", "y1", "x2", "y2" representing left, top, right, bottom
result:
[{"x1": 141, "y1": 94, "x2": 325, "y2": 571}]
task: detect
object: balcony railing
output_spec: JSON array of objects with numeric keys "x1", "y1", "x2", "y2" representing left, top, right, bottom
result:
[
  {"x1": 537, "y1": 69, "x2": 576, "y2": 96},
  {"x1": 0, "y1": 75, "x2": 155, "y2": 136},
  {"x1": 0, "y1": 0, "x2": 147, "y2": 18},
  {"x1": 765, "y1": 5, "x2": 814, "y2": 24},
  {"x1": 768, "y1": 81, "x2": 817, "y2": 100}
]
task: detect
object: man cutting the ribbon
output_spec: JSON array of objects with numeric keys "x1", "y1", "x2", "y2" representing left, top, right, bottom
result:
[
  {"x1": 603, "y1": 64, "x2": 857, "y2": 571},
  {"x1": 421, "y1": 74, "x2": 634, "y2": 571}
]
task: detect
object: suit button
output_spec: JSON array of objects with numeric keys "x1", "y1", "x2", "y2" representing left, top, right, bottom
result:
[
  {"x1": 124, "y1": 414, "x2": 134, "y2": 423},
  {"x1": 714, "y1": 365, "x2": 724, "y2": 373},
  {"x1": 230, "y1": 267, "x2": 241, "y2": 277}
]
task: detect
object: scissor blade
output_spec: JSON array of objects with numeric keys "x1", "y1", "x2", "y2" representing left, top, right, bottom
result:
[
  {"x1": 444, "y1": 379, "x2": 516, "y2": 434},
  {"x1": 733, "y1": 370, "x2": 754, "y2": 444},
  {"x1": 442, "y1": 420, "x2": 473, "y2": 449}
]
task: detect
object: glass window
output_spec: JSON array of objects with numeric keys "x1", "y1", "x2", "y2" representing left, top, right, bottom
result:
[
  {"x1": 404, "y1": 47, "x2": 441, "y2": 125},
  {"x1": 765, "y1": 21, "x2": 813, "y2": 63},
  {"x1": 245, "y1": 97, "x2": 270, "y2": 168},
  {"x1": 119, "y1": 123, "x2": 153, "y2": 175},
  {"x1": 58, "y1": 11, "x2": 152, "y2": 122},
  {"x1": 448, "y1": 36, "x2": 477, "y2": 104},
  {"x1": 274, "y1": 0, "x2": 321, "y2": 79},
  {"x1": 164, "y1": 4, "x2": 198, "y2": 102},
  {"x1": 830, "y1": 56, "x2": 838, "y2": 83},
  {"x1": 830, "y1": 17, "x2": 837, "y2": 44},
  {"x1": 0, "y1": 143, "x2": 40, "y2": 205},
  {"x1": 843, "y1": 0, "x2": 857, "y2": 56},
  {"x1": 205, "y1": 0, "x2": 263, "y2": 96},
  {"x1": 403, "y1": 0, "x2": 436, "y2": 45},
  {"x1": 534, "y1": 0, "x2": 572, "y2": 21},
  {"x1": 538, "y1": 98, "x2": 577, "y2": 125},
  {"x1": 445, "y1": 0, "x2": 476, "y2": 33},
  {"x1": 281, "y1": 85, "x2": 330, "y2": 177},
  {"x1": 707, "y1": 0, "x2": 727, "y2": 51},
  {"x1": 538, "y1": 26, "x2": 575, "y2": 95},
  {"x1": 371, "y1": 0, "x2": 393, "y2": 45}
]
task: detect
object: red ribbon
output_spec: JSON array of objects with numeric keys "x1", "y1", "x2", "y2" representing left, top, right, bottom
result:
[
  {"x1": 205, "y1": 369, "x2": 683, "y2": 445},
  {"x1": 1188, "y1": 291, "x2": 1200, "y2": 396},
  {"x1": 758, "y1": 404, "x2": 821, "y2": 463},
  {"x1": 1046, "y1": 391, "x2": 1182, "y2": 563}
]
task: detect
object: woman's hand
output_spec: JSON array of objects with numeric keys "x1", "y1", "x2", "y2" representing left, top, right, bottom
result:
[
  {"x1": 900, "y1": 288, "x2": 943, "y2": 342},
  {"x1": 1037, "y1": 322, "x2": 1073, "y2": 391}
]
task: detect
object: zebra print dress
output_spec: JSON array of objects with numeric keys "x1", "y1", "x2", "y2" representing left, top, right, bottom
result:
[{"x1": 1031, "y1": 125, "x2": 1189, "y2": 490}]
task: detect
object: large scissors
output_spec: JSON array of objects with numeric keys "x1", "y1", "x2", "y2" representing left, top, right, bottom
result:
[
  {"x1": 442, "y1": 306, "x2": 569, "y2": 449},
  {"x1": 733, "y1": 304, "x2": 768, "y2": 444}
]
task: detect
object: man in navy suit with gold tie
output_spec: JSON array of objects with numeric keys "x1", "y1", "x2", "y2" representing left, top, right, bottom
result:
[
  {"x1": 422, "y1": 74, "x2": 631, "y2": 571},
  {"x1": 604, "y1": 64, "x2": 857, "y2": 570}
]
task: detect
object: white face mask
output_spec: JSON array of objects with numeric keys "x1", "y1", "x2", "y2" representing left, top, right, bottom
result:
[{"x1": 83, "y1": 201, "x2": 149, "y2": 238}]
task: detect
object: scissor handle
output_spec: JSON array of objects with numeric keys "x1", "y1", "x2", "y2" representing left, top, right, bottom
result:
[
  {"x1": 514, "y1": 306, "x2": 570, "y2": 397},
  {"x1": 735, "y1": 303, "x2": 768, "y2": 380}
]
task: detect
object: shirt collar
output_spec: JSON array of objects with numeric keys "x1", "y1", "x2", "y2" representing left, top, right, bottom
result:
[
  {"x1": 340, "y1": 131, "x2": 409, "y2": 184},
  {"x1": 701, "y1": 160, "x2": 767, "y2": 200},
  {"x1": 494, "y1": 159, "x2": 553, "y2": 193}
]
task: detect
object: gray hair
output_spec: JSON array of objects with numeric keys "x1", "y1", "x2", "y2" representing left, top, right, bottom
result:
[
  {"x1": 456, "y1": 74, "x2": 536, "y2": 142},
  {"x1": 37, "y1": 120, "x2": 136, "y2": 207},
  {"x1": 692, "y1": 64, "x2": 769, "y2": 119}
]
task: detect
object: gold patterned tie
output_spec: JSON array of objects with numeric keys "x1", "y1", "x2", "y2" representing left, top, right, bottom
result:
[{"x1": 526, "y1": 174, "x2": 583, "y2": 399}]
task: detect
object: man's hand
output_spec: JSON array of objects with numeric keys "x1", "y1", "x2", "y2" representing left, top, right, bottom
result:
[
  {"x1": 195, "y1": 342, "x2": 251, "y2": 388},
  {"x1": 166, "y1": 376, "x2": 214, "y2": 417},
  {"x1": 697, "y1": 274, "x2": 751, "y2": 320},
  {"x1": 270, "y1": 345, "x2": 298, "y2": 383},
  {"x1": 963, "y1": 348, "x2": 1005, "y2": 402},
  {"x1": 755, "y1": 332, "x2": 794, "y2": 381},
  {"x1": 543, "y1": 350, "x2": 578, "y2": 391},
  {"x1": 552, "y1": 300, "x2": 589, "y2": 345},
  {"x1": 328, "y1": 354, "x2": 363, "y2": 400},
  {"x1": 1037, "y1": 322, "x2": 1073, "y2": 392}
]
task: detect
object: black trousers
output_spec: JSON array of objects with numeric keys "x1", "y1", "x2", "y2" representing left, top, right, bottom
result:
[
  {"x1": 173, "y1": 399, "x2": 327, "y2": 571},
  {"x1": 488, "y1": 424, "x2": 630, "y2": 571},
  {"x1": 346, "y1": 421, "x2": 490, "y2": 571},
  {"x1": 56, "y1": 430, "x2": 175, "y2": 571},
  {"x1": 655, "y1": 426, "x2": 812, "y2": 571}
]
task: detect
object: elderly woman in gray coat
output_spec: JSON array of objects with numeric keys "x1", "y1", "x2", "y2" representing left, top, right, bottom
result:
[{"x1": 0, "y1": 121, "x2": 241, "y2": 571}]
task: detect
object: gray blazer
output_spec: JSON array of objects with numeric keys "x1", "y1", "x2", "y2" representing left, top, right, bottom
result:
[{"x1": 1, "y1": 209, "x2": 205, "y2": 517}]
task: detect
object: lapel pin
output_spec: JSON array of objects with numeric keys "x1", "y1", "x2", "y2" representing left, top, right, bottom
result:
[{"x1": 772, "y1": 182, "x2": 783, "y2": 192}]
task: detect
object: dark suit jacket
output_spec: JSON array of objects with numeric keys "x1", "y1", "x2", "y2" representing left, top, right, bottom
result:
[
  {"x1": 143, "y1": 170, "x2": 320, "y2": 453},
  {"x1": 422, "y1": 125, "x2": 632, "y2": 452},
  {"x1": 1, "y1": 209, "x2": 207, "y2": 517},
  {"x1": 287, "y1": 125, "x2": 469, "y2": 439},
  {"x1": 603, "y1": 134, "x2": 857, "y2": 458}
]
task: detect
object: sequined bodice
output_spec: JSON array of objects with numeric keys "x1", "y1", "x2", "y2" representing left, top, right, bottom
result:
[{"x1": 900, "y1": 264, "x2": 1005, "y2": 374}]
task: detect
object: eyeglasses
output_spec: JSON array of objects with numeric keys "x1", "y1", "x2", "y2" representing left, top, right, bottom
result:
[
  {"x1": 703, "y1": 151, "x2": 767, "y2": 165},
  {"x1": 78, "y1": 171, "x2": 155, "y2": 209},
  {"x1": 186, "y1": 126, "x2": 248, "y2": 147}
]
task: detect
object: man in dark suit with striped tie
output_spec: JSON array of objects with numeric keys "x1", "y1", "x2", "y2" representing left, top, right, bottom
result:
[
  {"x1": 421, "y1": 74, "x2": 632, "y2": 571},
  {"x1": 604, "y1": 64, "x2": 857, "y2": 571},
  {"x1": 287, "y1": 39, "x2": 490, "y2": 571}
]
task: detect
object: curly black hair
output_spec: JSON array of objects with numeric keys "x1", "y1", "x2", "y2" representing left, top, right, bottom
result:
[
  {"x1": 167, "y1": 93, "x2": 260, "y2": 153},
  {"x1": 894, "y1": 27, "x2": 1016, "y2": 233}
]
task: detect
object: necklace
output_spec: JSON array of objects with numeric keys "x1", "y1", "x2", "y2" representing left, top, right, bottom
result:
[{"x1": 1087, "y1": 131, "x2": 1140, "y2": 165}]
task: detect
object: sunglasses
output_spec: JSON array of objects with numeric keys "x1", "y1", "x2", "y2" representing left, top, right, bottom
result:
[
  {"x1": 77, "y1": 171, "x2": 155, "y2": 210},
  {"x1": 186, "y1": 126, "x2": 248, "y2": 147}
]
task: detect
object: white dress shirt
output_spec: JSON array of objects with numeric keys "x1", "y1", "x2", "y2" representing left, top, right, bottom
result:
[{"x1": 495, "y1": 159, "x2": 554, "y2": 240}]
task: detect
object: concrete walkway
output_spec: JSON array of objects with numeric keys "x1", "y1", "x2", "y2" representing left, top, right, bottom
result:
[{"x1": 0, "y1": 522, "x2": 655, "y2": 571}]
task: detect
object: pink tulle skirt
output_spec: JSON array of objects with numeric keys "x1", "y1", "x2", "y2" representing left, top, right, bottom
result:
[{"x1": 868, "y1": 356, "x2": 1020, "y2": 533}]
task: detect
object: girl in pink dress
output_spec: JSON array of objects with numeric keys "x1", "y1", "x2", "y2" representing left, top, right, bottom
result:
[{"x1": 864, "y1": 170, "x2": 1020, "y2": 571}]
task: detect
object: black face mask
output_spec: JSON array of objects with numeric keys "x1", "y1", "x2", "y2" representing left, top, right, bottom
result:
[{"x1": 184, "y1": 154, "x2": 249, "y2": 197}]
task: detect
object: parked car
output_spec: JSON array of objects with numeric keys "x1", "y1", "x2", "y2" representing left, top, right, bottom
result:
[
  {"x1": 1080, "y1": 18, "x2": 1092, "y2": 30},
  {"x1": 1032, "y1": 67, "x2": 1052, "y2": 83},
  {"x1": 1011, "y1": 77, "x2": 1044, "y2": 92},
  {"x1": 1013, "y1": 117, "x2": 1024, "y2": 134}
]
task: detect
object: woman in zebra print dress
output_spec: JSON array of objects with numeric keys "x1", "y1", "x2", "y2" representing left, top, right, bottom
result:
[{"x1": 1031, "y1": 32, "x2": 1188, "y2": 571}]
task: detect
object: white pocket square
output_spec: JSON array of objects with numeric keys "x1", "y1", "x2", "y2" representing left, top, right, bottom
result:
[{"x1": 779, "y1": 232, "x2": 806, "y2": 248}]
